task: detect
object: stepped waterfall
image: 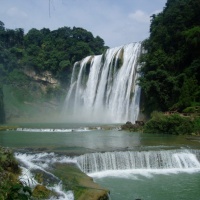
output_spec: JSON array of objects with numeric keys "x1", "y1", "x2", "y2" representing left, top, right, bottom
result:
[
  {"x1": 76, "y1": 149, "x2": 200, "y2": 174},
  {"x1": 64, "y1": 42, "x2": 141, "y2": 123}
]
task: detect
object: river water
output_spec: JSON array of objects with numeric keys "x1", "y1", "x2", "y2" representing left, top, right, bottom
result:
[{"x1": 0, "y1": 123, "x2": 200, "y2": 200}]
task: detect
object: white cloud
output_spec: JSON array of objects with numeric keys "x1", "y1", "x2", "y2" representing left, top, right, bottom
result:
[
  {"x1": 6, "y1": 7, "x2": 27, "y2": 18},
  {"x1": 129, "y1": 10, "x2": 150, "y2": 23},
  {"x1": 0, "y1": 0, "x2": 167, "y2": 47}
]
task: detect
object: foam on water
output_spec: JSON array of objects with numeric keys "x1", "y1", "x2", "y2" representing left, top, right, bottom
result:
[
  {"x1": 16, "y1": 127, "x2": 91, "y2": 132},
  {"x1": 89, "y1": 168, "x2": 200, "y2": 179},
  {"x1": 15, "y1": 152, "x2": 75, "y2": 200},
  {"x1": 76, "y1": 149, "x2": 200, "y2": 176},
  {"x1": 14, "y1": 149, "x2": 200, "y2": 199}
]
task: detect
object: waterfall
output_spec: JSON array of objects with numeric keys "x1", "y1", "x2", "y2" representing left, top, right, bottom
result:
[
  {"x1": 63, "y1": 42, "x2": 142, "y2": 123},
  {"x1": 76, "y1": 149, "x2": 200, "y2": 174}
]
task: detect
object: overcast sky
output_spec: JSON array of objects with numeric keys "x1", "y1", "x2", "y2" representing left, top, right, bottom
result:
[{"x1": 0, "y1": 0, "x2": 167, "y2": 48}]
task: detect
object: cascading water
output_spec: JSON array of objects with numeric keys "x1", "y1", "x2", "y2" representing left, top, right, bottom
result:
[
  {"x1": 15, "y1": 149, "x2": 200, "y2": 180},
  {"x1": 63, "y1": 42, "x2": 142, "y2": 123},
  {"x1": 76, "y1": 149, "x2": 200, "y2": 174}
]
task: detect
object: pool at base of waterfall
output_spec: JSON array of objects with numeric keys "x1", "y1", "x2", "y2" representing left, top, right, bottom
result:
[
  {"x1": 94, "y1": 172, "x2": 200, "y2": 200},
  {"x1": 1, "y1": 123, "x2": 200, "y2": 200}
]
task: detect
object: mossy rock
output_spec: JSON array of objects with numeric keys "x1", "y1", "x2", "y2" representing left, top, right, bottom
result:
[
  {"x1": 0, "y1": 125, "x2": 18, "y2": 131},
  {"x1": 32, "y1": 184, "x2": 52, "y2": 199},
  {"x1": 52, "y1": 163, "x2": 109, "y2": 200}
]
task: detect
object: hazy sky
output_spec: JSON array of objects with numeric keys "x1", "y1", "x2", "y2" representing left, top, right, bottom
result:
[{"x1": 0, "y1": 0, "x2": 167, "y2": 47}]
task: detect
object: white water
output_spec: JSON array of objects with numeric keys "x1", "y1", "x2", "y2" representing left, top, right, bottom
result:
[
  {"x1": 16, "y1": 127, "x2": 91, "y2": 132},
  {"x1": 15, "y1": 149, "x2": 200, "y2": 182},
  {"x1": 15, "y1": 152, "x2": 75, "y2": 200},
  {"x1": 76, "y1": 149, "x2": 200, "y2": 177},
  {"x1": 63, "y1": 43, "x2": 141, "y2": 123}
]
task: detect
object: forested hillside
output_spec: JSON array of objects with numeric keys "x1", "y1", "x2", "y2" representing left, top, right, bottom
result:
[
  {"x1": 140, "y1": 0, "x2": 200, "y2": 114},
  {"x1": 0, "y1": 21, "x2": 107, "y2": 122},
  {"x1": 0, "y1": 21, "x2": 107, "y2": 85}
]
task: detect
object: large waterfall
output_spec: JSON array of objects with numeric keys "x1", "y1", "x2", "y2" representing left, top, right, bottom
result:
[{"x1": 63, "y1": 42, "x2": 142, "y2": 123}]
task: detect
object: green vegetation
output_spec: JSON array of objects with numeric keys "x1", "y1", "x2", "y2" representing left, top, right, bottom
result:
[
  {"x1": 0, "y1": 85, "x2": 5, "y2": 123},
  {"x1": 143, "y1": 112, "x2": 200, "y2": 135},
  {"x1": 0, "y1": 147, "x2": 32, "y2": 200},
  {"x1": 139, "y1": 0, "x2": 200, "y2": 115},
  {"x1": 0, "y1": 21, "x2": 107, "y2": 122},
  {"x1": 0, "y1": 21, "x2": 107, "y2": 86},
  {"x1": 0, "y1": 147, "x2": 60, "y2": 200}
]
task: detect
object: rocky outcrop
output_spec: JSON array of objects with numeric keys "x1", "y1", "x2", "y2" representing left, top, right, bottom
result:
[
  {"x1": 23, "y1": 68, "x2": 60, "y2": 89},
  {"x1": 52, "y1": 163, "x2": 110, "y2": 200},
  {"x1": 121, "y1": 121, "x2": 144, "y2": 132}
]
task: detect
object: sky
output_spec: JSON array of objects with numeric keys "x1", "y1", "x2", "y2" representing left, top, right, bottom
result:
[{"x1": 0, "y1": 0, "x2": 167, "y2": 48}]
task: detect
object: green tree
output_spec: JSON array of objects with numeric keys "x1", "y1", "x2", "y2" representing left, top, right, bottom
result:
[{"x1": 140, "y1": 0, "x2": 200, "y2": 114}]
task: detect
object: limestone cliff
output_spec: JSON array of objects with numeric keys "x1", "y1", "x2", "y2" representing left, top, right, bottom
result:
[{"x1": 3, "y1": 69, "x2": 65, "y2": 123}]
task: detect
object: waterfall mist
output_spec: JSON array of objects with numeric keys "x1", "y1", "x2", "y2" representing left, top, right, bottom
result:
[{"x1": 63, "y1": 43, "x2": 142, "y2": 123}]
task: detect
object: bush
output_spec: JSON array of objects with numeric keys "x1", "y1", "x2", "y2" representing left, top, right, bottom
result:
[{"x1": 144, "y1": 112, "x2": 193, "y2": 135}]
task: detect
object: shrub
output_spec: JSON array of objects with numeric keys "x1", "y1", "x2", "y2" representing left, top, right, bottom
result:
[{"x1": 144, "y1": 112, "x2": 193, "y2": 135}]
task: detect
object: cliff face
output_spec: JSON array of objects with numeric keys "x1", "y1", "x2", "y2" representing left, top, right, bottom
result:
[
  {"x1": 23, "y1": 68, "x2": 60, "y2": 88},
  {"x1": 3, "y1": 69, "x2": 65, "y2": 123}
]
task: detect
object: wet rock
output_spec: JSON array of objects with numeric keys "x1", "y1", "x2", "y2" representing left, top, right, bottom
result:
[
  {"x1": 121, "y1": 121, "x2": 144, "y2": 132},
  {"x1": 32, "y1": 184, "x2": 52, "y2": 199}
]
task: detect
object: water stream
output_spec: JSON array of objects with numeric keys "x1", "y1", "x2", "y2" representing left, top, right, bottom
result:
[{"x1": 1, "y1": 125, "x2": 200, "y2": 200}]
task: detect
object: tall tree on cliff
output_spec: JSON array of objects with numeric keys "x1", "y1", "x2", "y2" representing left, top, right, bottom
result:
[{"x1": 139, "y1": 0, "x2": 200, "y2": 114}]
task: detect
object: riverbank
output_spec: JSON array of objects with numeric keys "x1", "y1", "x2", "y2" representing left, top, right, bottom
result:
[{"x1": 121, "y1": 112, "x2": 200, "y2": 135}]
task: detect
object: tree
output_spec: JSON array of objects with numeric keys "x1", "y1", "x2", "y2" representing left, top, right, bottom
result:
[{"x1": 140, "y1": 0, "x2": 200, "y2": 113}]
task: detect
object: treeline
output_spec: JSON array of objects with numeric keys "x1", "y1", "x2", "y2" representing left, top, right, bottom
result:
[
  {"x1": 0, "y1": 21, "x2": 107, "y2": 85},
  {"x1": 139, "y1": 0, "x2": 200, "y2": 114}
]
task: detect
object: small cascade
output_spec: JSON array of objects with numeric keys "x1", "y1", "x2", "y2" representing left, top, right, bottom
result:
[
  {"x1": 76, "y1": 149, "x2": 200, "y2": 174},
  {"x1": 16, "y1": 127, "x2": 91, "y2": 132},
  {"x1": 15, "y1": 152, "x2": 75, "y2": 200},
  {"x1": 63, "y1": 42, "x2": 142, "y2": 123},
  {"x1": 14, "y1": 149, "x2": 200, "y2": 188}
]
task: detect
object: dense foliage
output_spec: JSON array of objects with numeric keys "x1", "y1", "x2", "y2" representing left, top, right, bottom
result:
[
  {"x1": 0, "y1": 147, "x2": 32, "y2": 200},
  {"x1": 144, "y1": 112, "x2": 199, "y2": 135},
  {"x1": 139, "y1": 0, "x2": 200, "y2": 114},
  {"x1": 0, "y1": 21, "x2": 107, "y2": 85}
]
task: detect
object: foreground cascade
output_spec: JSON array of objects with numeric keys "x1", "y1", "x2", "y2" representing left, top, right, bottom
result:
[
  {"x1": 77, "y1": 149, "x2": 200, "y2": 174},
  {"x1": 63, "y1": 42, "x2": 142, "y2": 123}
]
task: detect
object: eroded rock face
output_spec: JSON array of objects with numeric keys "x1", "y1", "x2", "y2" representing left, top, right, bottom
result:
[{"x1": 23, "y1": 68, "x2": 60, "y2": 86}]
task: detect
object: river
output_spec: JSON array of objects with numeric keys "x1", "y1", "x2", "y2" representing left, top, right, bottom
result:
[{"x1": 0, "y1": 123, "x2": 200, "y2": 200}]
